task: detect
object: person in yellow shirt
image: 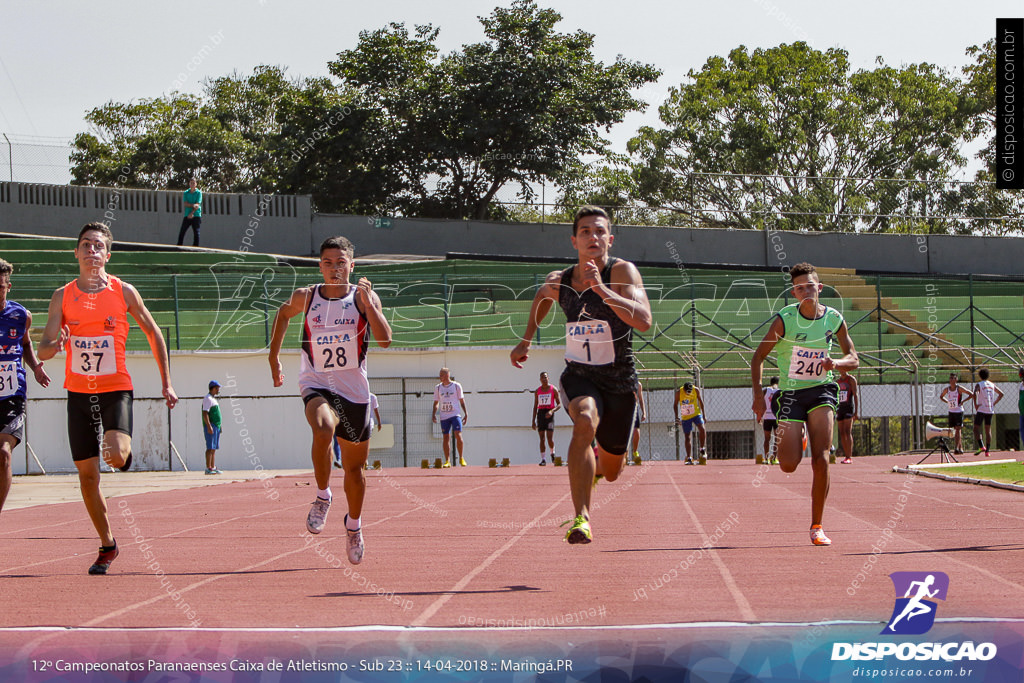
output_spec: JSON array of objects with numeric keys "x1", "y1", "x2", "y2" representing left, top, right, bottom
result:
[{"x1": 674, "y1": 381, "x2": 707, "y2": 464}]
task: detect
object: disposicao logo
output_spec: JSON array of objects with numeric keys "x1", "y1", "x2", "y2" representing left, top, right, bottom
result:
[
  {"x1": 882, "y1": 571, "x2": 949, "y2": 635},
  {"x1": 831, "y1": 572, "x2": 998, "y2": 662}
]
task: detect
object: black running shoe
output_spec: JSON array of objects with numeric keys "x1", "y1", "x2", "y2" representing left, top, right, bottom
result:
[{"x1": 89, "y1": 545, "x2": 119, "y2": 575}]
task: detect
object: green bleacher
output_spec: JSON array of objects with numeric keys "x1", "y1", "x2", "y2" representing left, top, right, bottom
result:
[{"x1": 2, "y1": 236, "x2": 1021, "y2": 380}]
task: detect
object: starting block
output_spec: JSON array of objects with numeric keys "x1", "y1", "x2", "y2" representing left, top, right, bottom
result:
[
  {"x1": 756, "y1": 454, "x2": 764, "y2": 465},
  {"x1": 501, "y1": 457, "x2": 510, "y2": 467},
  {"x1": 434, "y1": 458, "x2": 443, "y2": 469},
  {"x1": 553, "y1": 456, "x2": 563, "y2": 466},
  {"x1": 829, "y1": 453, "x2": 837, "y2": 464},
  {"x1": 698, "y1": 455, "x2": 707, "y2": 465},
  {"x1": 488, "y1": 458, "x2": 497, "y2": 468},
  {"x1": 373, "y1": 460, "x2": 381, "y2": 470},
  {"x1": 421, "y1": 459, "x2": 429, "y2": 469},
  {"x1": 631, "y1": 453, "x2": 642, "y2": 466}
]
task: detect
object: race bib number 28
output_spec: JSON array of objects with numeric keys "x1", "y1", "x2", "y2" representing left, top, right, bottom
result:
[
  {"x1": 312, "y1": 331, "x2": 357, "y2": 373},
  {"x1": 565, "y1": 321, "x2": 614, "y2": 365},
  {"x1": 70, "y1": 335, "x2": 116, "y2": 376},
  {"x1": 789, "y1": 346, "x2": 829, "y2": 381}
]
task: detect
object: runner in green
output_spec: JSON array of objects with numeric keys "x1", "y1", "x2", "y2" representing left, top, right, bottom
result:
[{"x1": 751, "y1": 263, "x2": 858, "y2": 546}]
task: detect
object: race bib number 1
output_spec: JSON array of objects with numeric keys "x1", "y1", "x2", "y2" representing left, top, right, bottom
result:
[
  {"x1": 0, "y1": 361, "x2": 17, "y2": 397},
  {"x1": 312, "y1": 331, "x2": 357, "y2": 373},
  {"x1": 789, "y1": 346, "x2": 828, "y2": 381},
  {"x1": 70, "y1": 335, "x2": 116, "y2": 376},
  {"x1": 565, "y1": 321, "x2": 614, "y2": 365}
]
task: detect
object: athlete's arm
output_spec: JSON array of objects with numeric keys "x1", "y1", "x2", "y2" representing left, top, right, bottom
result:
[
  {"x1": 354, "y1": 277, "x2": 392, "y2": 348},
  {"x1": 460, "y1": 398, "x2": 468, "y2": 425},
  {"x1": 21, "y1": 310, "x2": 51, "y2": 387},
  {"x1": 373, "y1": 406, "x2": 382, "y2": 431},
  {"x1": 510, "y1": 270, "x2": 561, "y2": 368},
  {"x1": 551, "y1": 387, "x2": 561, "y2": 414},
  {"x1": 37, "y1": 287, "x2": 68, "y2": 362},
  {"x1": 637, "y1": 383, "x2": 646, "y2": 421},
  {"x1": 823, "y1": 321, "x2": 858, "y2": 373},
  {"x1": 940, "y1": 386, "x2": 949, "y2": 401},
  {"x1": 532, "y1": 391, "x2": 539, "y2": 427},
  {"x1": 203, "y1": 406, "x2": 213, "y2": 434},
  {"x1": 267, "y1": 287, "x2": 309, "y2": 387},
  {"x1": 993, "y1": 385, "x2": 1005, "y2": 405},
  {"x1": 124, "y1": 282, "x2": 178, "y2": 409},
  {"x1": 849, "y1": 374, "x2": 860, "y2": 420},
  {"x1": 751, "y1": 316, "x2": 785, "y2": 420},
  {"x1": 586, "y1": 260, "x2": 652, "y2": 332},
  {"x1": 696, "y1": 387, "x2": 706, "y2": 416}
]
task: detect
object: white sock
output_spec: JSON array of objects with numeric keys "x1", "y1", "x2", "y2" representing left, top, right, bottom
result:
[
  {"x1": 317, "y1": 488, "x2": 331, "y2": 501},
  {"x1": 345, "y1": 514, "x2": 360, "y2": 531}
]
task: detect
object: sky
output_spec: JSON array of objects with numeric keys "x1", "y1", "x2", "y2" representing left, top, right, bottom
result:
[{"x1": 0, "y1": 0, "x2": 1017, "y2": 184}]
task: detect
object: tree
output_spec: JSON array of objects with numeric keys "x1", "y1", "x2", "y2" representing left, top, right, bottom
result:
[
  {"x1": 329, "y1": 0, "x2": 660, "y2": 219},
  {"x1": 629, "y1": 43, "x2": 974, "y2": 232}
]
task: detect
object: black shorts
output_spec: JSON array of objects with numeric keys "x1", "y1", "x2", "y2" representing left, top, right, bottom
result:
[
  {"x1": 0, "y1": 396, "x2": 25, "y2": 444},
  {"x1": 762, "y1": 418, "x2": 777, "y2": 432},
  {"x1": 67, "y1": 390, "x2": 133, "y2": 462},
  {"x1": 771, "y1": 383, "x2": 838, "y2": 424},
  {"x1": 303, "y1": 388, "x2": 371, "y2": 443},
  {"x1": 836, "y1": 403, "x2": 855, "y2": 421},
  {"x1": 560, "y1": 370, "x2": 637, "y2": 456},
  {"x1": 948, "y1": 412, "x2": 964, "y2": 428},
  {"x1": 975, "y1": 411, "x2": 993, "y2": 426},
  {"x1": 536, "y1": 410, "x2": 554, "y2": 432}
]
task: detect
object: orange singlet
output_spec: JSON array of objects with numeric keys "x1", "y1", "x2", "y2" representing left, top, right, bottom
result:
[{"x1": 61, "y1": 276, "x2": 133, "y2": 393}]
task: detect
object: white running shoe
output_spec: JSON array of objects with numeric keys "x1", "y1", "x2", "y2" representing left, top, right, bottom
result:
[
  {"x1": 306, "y1": 497, "x2": 331, "y2": 534},
  {"x1": 345, "y1": 515, "x2": 364, "y2": 564},
  {"x1": 809, "y1": 525, "x2": 832, "y2": 546}
]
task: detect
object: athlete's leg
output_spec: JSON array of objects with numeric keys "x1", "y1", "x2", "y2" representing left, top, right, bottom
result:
[
  {"x1": 546, "y1": 429, "x2": 555, "y2": 452},
  {"x1": 839, "y1": 418, "x2": 853, "y2": 459},
  {"x1": 596, "y1": 446, "x2": 627, "y2": 483},
  {"x1": 775, "y1": 420, "x2": 805, "y2": 473},
  {"x1": 441, "y1": 426, "x2": 451, "y2": 463},
  {"x1": 806, "y1": 407, "x2": 834, "y2": 527},
  {"x1": 538, "y1": 427, "x2": 546, "y2": 455},
  {"x1": 984, "y1": 420, "x2": 993, "y2": 450},
  {"x1": 454, "y1": 429, "x2": 464, "y2": 458},
  {"x1": 339, "y1": 438, "x2": 369, "y2": 520},
  {"x1": 682, "y1": 423, "x2": 693, "y2": 460},
  {"x1": 0, "y1": 436, "x2": 14, "y2": 514},
  {"x1": 101, "y1": 430, "x2": 131, "y2": 469},
  {"x1": 762, "y1": 429, "x2": 771, "y2": 460},
  {"x1": 696, "y1": 422, "x2": 707, "y2": 450},
  {"x1": 566, "y1": 395, "x2": 599, "y2": 519},
  {"x1": 953, "y1": 426, "x2": 962, "y2": 452},
  {"x1": 304, "y1": 397, "x2": 340, "y2": 491},
  {"x1": 75, "y1": 457, "x2": 114, "y2": 546}
]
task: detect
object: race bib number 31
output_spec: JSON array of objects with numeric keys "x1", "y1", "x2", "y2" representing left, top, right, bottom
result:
[
  {"x1": 565, "y1": 321, "x2": 614, "y2": 365},
  {"x1": 312, "y1": 331, "x2": 357, "y2": 373},
  {"x1": 70, "y1": 335, "x2": 116, "y2": 376},
  {"x1": 789, "y1": 346, "x2": 829, "y2": 381},
  {"x1": 0, "y1": 361, "x2": 17, "y2": 397}
]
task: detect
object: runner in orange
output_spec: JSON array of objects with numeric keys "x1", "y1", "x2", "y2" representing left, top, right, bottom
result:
[{"x1": 38, "y1": 223, "x2": 178, "y2": 574}]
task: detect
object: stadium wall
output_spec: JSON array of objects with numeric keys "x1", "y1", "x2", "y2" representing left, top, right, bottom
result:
[
  {"x1": 2, "y1": 181, "x2": 1023, "y2": 274},
  {"x1": 14, "y1": 345, "x2": 1020, "y2": 475}
]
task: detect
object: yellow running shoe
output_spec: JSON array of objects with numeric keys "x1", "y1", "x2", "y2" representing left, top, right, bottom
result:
[
  {"x1": 562, "y1": 515, "x2": 592, "y2": 544},
  {"x1": 441, "y1": 460, "x2": 451, "y2": 468},
  {"x1": 459, "y1": 456, "x2": 467, "y2": 467}
]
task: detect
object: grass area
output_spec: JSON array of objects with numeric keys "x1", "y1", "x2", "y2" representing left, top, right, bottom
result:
[{"x1": 919, "y1": 461, "x2": 1024, "y2": 484}]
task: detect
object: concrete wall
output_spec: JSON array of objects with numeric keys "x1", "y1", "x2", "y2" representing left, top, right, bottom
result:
[
  {"x1": 3, "y1": 181, "x2": 1024, "y2": 274},
  {"x1": 0, "y1": 182, "x2": 313, "y2": 255}
]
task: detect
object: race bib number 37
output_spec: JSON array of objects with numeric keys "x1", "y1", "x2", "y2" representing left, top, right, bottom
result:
[
  {"x1": 789, "y1": 346, "x2": 829, "y2": 381},
  {"x1": 70, "y1": 335, "x2": 116, "y2": 376},
  {"x1": 565, "y1": 321, "x2": 614, "y2": 365}
]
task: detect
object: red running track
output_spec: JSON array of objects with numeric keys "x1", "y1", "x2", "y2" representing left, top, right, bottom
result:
[{"x1": 2, "y1": 454, "x2": 1022, "y2": 634}]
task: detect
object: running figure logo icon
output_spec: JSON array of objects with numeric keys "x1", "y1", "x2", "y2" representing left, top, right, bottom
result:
[{"x1": 881, "y1": 571, "x2": 949, "y2": 635}]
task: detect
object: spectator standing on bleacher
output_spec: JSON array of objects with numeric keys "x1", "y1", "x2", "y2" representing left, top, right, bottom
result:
[{"x1": 176, "y1": 177, "x2": 203, "y2": 247}]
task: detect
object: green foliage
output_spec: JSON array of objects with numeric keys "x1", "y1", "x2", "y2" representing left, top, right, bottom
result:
[{"x1": 630, "y1": 43, "x2": 976, "y2": 232}]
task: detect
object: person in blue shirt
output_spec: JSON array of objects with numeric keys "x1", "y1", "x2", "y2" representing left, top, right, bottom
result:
[
  {"x1": 176, "y1": 177, "x2": 203, "y2": 246},
  {"x1": 0, "y1": 258, "x2": 51, "y2": 515}
]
